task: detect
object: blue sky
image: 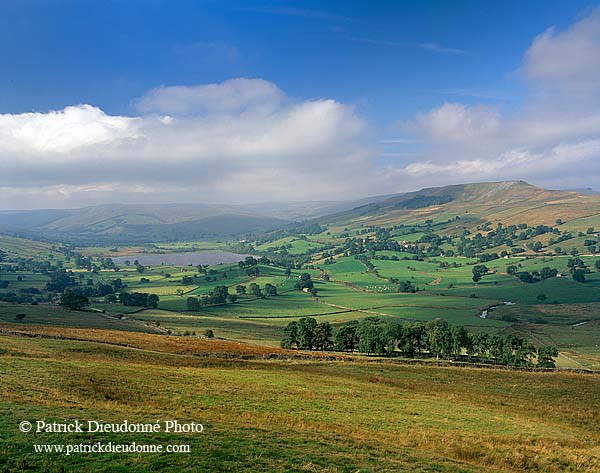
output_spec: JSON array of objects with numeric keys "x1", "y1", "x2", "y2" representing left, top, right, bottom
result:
[
  {"x1": 2, "y1": 0, "x2": 594, "y2": 119},
  {"x1": 1, "y1": 0, "x2": 600, "y2": 208}
]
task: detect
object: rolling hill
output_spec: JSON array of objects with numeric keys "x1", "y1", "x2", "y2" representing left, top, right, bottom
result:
[
  {"x1": 1, "y1": 181, "x2": 599, "y2": 245},
  {"x1": 317, "y1": 180, "x2": 600, "y2": 233}
]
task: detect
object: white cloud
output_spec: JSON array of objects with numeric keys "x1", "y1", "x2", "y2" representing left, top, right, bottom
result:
[
  {"x1": 0, "y1": 79, "x2": 377, "y2": 208},
  {"x1": 134, "y1": 78, "x2": 285, "y2": 115},
  {"x1": 524, "y1": 7, "x2": 600, "y2": 96},
  {"x1": 399, "y1": 7, "x2": 600, "y2": 190},
  {"x1": 0, "y1": 105, "x2": 139, "y2": 155},
  {"x1": 415, "y1": 102, "x2": 501, "y2": 144}
]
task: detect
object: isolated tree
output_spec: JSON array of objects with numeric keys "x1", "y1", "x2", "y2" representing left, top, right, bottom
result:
[
  {"x1": 264, "y1": 283, "x2": 278, "y2": 297},
  {"x1": 295, "y1": 273, "x2": 314, "y2": 291},
  {"x1": 472, "y1": 265, "x2": 488, "y2": 284},
  {"x1": 506, "y1": 265, "x2": 518, "y2": 275},
  {"x1": 536, "y1": 294, "x2": 547, "y2": 303},
  {"x1": 595, "y1": 259, "x2": 600, "y2": 271},
  {"x1": 204, "y1": 329, "x2": 214, "y2": 339}
]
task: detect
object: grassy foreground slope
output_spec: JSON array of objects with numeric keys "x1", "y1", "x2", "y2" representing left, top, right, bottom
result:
[{"x1": 0, "y1": 326, "x2": 599, "y2": 473}]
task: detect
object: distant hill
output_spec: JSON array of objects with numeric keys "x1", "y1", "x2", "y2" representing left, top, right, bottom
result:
[
  {"x1": 0, "y1": 203, "x2": 286, "y2": 244},
  {"x1": 2, "y1": 180, "x2": 599, "y2": 244}
]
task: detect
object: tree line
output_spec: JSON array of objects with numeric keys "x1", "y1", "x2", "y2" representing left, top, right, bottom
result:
[{"x1": 281, "y1": 317, "x2": 558, "y2": 368}]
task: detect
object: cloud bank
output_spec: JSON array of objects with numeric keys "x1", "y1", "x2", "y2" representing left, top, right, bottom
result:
[{"x1": 0, "y1": 78, "x2": 376, "y2": 208}]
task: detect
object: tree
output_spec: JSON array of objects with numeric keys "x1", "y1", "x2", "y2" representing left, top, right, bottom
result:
[
  {"x1": 425, "y1": 319, "x2": 452, "y2": 359},
  {"x1": 296, "y1": 317, "x2": 318, "y2": 349},
  {"x1": 264, "y1": 283, "x2": 278, "y2": 297},
  {"x1": 295, "y1": 273, "x2": 314, "y2": 291},
  {"x1": 449, "y1": 325, "x2": 470, "y2": 359},
  {"x1": 60, "y1": 290, "x2": 90, "y2": 310},
  {"x1": 248, "y1": 283, "x2": 262, "y2": 298},
  {"x1": 595, "y1": 259, "x2": 600, "y2": 271},
  {"x1": 537, "y1": 346, "x2": 558, "y2": 368},
  {"x1": 506, "y1": 265, "x2": 518, "y2": 275},
  {"x1": 536, "y1": 294, "x2": 547, "y2": 303},
  {"x1": 187, "y1": 297, "x2": 200, "y2": 311},
  {"x1": 209, "y1": 285, "x2": 230, "y2": 304},
  {"x1": 471, "y1": 332, "x2": 491, "y2": 362},
  {"x1": 235, "y1": 285, "x2": 246, "y2": 296},
  {"x1": 397, "y1": 323, "x2": 425, "y2": 356},
  {"x1": 572, "y1": 269, "x2": 587, "y2": 283},
  {"x1": 282, "y1": 321, "x2": 299, "y2": 349},
  {"x1": 334, "y1": 320, "x2": 359, "y2": 351},
  {"x1": 14, "y1": 313, "x2": 26, "y2": 322},
  {"x1": 313, "y1": 322, "x2": 333, "y2": 350},
  {"x1": 517, "y1": 271, "x2": 534, "y2": 283},
  {"x1": 204, "y1": 329, "x2": 214, "y2": 339},
  {"x1": 472, "y1": 265, "x2": 488, "y2": 284},
  {"x1": 540, "y1": 267, "x2": 558, "y2": 280},
  {"x1": 147, "y1": 294, "x2": 159, "y2": 308},
  {"x1": 357, "y1": 317, "x2": 386, "y2": 355}
]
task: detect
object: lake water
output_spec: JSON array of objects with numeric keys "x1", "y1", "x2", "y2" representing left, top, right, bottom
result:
[{"x1": 112, "y1": 251, "x2": 250, "y2": 266}]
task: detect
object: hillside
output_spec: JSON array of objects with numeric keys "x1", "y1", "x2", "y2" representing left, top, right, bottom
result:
[
  {"x1": 1, "y1": 326, "x2": 598, "y2": 472},
  {"x1": 311, "y1": 181, "x2": 600, "y2": 249}
]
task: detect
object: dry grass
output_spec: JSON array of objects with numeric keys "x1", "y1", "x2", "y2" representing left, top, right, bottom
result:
[{"x1": 0, "y1": 323, "x2": 287, "y2": 356}]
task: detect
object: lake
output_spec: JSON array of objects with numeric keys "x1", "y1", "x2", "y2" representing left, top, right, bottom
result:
[{"x1": 112, "y1": 251, "x2": 250, "y2": 266}]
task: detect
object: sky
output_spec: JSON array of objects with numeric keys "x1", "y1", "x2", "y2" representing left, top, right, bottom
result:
[{"x1": 1, "y1": 0, "x2": 600, "y2": 209}]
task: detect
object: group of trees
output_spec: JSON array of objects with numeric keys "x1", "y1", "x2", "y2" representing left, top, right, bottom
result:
[
  {"x1": 186, "y1": 281, "x2": 281, "y2": 311},
  {"x1": 506, "y1": 265, "x2": 559, "y2": 283},
  {"x1": 281, "y1": 317, "x2": 558, "y2": 368},
  {"x1": 281, "y1": 318, "x2": 333, "y2": 350}
]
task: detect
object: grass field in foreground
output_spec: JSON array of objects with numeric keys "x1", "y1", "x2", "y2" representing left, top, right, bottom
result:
[{"x1": 0, "y1": 326, "x2": 598, "y2": 472}]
